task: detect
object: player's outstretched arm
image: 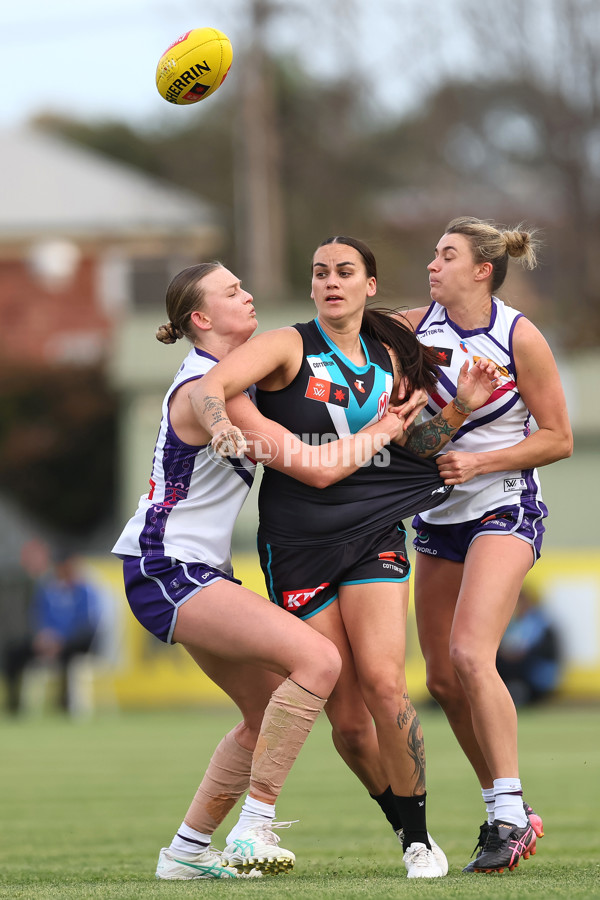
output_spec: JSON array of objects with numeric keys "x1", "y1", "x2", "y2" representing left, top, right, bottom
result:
[
  {"x1": 436, "y1": 319, "x2": 573, "y2": 484},
  {"x1": 401, "y1": 358, "x2": 498, "y2": 458},
  {"x1": 226, "y1": 394, "x2": 404, "y2": 488}
]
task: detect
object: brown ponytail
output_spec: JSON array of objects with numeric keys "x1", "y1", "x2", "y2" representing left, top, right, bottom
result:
[{"x1": 361, "y1": 307, "x2": 439, "y2": 396}]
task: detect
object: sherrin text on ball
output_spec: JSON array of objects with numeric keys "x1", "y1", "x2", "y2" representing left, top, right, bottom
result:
[{"x1": 156, "y1": 27, "x2": 232, "y2": 105}]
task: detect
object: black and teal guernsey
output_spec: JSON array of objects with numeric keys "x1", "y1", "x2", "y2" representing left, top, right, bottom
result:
[{"x1": 256, "y1": 319, "x2": 451, "y2": 546}]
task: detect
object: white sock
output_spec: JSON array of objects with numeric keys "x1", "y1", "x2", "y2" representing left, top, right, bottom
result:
[
  {"x1": 169, "y1": 821, "x2": 211, "y2": 857},
  {"x1": 226, "y1": 794, "x2": 275, "y2": 844},
  {"x1": 493, "y1": 778, "x2": 527, "y2": 827},
  {"x1": 481, "y1": 787, "x2": 495, "y2": 825}
]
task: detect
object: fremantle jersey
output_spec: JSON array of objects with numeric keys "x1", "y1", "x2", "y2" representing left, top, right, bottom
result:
[
  {"x1": 112, "y1": 347, "x2": 255, "y2": 574},
  {"x1": 256, "y1": 319, "x2": 451, "y2": 545},
  {"x1": 414, "y1": 297, "x2": 546, "y2": 524}
]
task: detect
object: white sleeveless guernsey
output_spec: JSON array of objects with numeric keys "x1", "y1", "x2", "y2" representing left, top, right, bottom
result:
[
  {"x1": 112, "y1": 347, "x2": 255, "y2": 574},
  {"x1": 414, "y1": 297, "x2": 545, "y2": 524}
]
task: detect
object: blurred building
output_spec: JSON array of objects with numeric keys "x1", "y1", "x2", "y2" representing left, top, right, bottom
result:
[
  {"x1": 0, "y1": 125, "x2": 224, "y2": 550},
  {"x1": 0, "y1": 126, "x2": 223, "y2": 370}
]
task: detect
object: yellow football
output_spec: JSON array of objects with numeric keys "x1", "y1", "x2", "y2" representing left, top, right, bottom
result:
[{"x1": 156, "y1": 27, "x2": 233, "y2": 105}]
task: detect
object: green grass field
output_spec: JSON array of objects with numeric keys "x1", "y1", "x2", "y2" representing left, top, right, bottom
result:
[{"x1": 1, "y1": 704, "x2": 598, "y2": 899}]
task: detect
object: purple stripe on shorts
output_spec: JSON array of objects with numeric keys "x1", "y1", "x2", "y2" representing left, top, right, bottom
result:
[
  {"x1": 122, "y1": 555, "x2": 239, "y2": 644},
  {"x1": 412, "y1": 501, "x2": 546, "y2": 563}
]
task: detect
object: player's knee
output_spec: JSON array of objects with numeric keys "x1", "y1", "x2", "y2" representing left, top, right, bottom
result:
[
  {"x1": 449, "y1": 640, "x2": 483, "y2": 683},
  {"x1": 360, "y1": 670, "x2": 407, "y2": 717},
  {"x1": 304, "y1": 638, "x2": 342, "y2": 694},
  {"x1": 425, "y1": 668, "x2": 460, "y2": 709},
  {"x1": 235, "y1": 717, "x2": 262, "y2": 746},
  {"x1": 332, "y1": 720, "x2": 372, "y2": 756}
]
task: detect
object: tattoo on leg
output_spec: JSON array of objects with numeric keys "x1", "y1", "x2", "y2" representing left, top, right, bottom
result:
[
  {"x1": 397, "y1": 694, "x2": 426, "y2": 792},
  {"x1": 396, "y1": 693, "x2": 416, "y2": 730},
  {"x1": 407, "y1": 717, "x2": 426, "y2": 793}
]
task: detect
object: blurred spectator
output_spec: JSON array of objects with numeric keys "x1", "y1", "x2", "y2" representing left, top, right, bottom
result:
[
  {"x1": 496, "y1": 585, "x2": 562, "y2": 706},
  {"x1": 0, "y1": 538, "x2": 50, "y2": 713},
  {"x1": 2, "y1": 548, "x2": 102, "y2": 714}
]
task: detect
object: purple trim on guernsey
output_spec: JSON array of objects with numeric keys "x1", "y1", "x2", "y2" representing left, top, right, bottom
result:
[
  {"x1": 194, "y1": 347, "x2": 220, "y2": 363},
  {"x1": 229, "y1": 455, "x2": 255, "y2": 488},
  {"x1": 139, "y1": 437, "x2": 196, "y2": 557},
  {"x1": 454, "y1": 390, "x2": 522, "y2": 439},
  {"x1": 508, "y1": 313, "x2": 522, "y2": 380},
  {"x1": 440, "y1": 299, "x2": 498, "y2": 339}
]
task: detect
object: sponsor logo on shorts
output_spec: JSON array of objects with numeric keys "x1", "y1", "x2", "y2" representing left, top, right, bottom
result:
[
  {"x1": 415, "y1": 546, "x2": 438, "y2": 555},
  {"x1": 481, "y1": 511, "x2": 515, "y2": 525},
  {"x1": 378, "y1": 551, "x2": 408, "y2": 565},
  {"x1": 504, "y1": 477, "x2": 527, "y2": 492},
  {"x1": 282, "y1": 582, "x2": 330, "y2": 611},
  {"x1": 305, "y1": 376, "x2": 349, "y2": 407},
  {"x1": 415, "y1": 529, "x2": 430, "y2": 544},
  {"x1": 169, "y1": 576, "x2": 197, "y2": 597}
]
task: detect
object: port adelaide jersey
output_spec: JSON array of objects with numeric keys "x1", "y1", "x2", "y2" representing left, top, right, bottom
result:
[{"x1": 256, "y1": 319, "x2": 451, "y2": 546}]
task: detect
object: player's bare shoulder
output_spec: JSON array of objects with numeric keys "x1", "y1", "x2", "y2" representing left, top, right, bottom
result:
[
  {"x1": 249, "y1": 325, "x2": 304, "y2": 389},
  {"x1": 397, "y1": 307, "x2": 429, "y2": 331}
]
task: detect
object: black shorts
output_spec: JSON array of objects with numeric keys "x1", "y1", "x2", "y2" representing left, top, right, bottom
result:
[{"x1": 258, "y1": 521, "x2": 410, "y2": 620}]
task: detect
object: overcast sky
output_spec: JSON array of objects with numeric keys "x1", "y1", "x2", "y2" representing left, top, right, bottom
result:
[
  {"x1": 1, "y1": 0, "x2": 479, "y2": 132},
  {"x1": 2, "y1": 1, "x2": 206, "y2": 129}
]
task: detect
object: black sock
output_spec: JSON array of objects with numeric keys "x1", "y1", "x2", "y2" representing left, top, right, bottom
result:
[
  {"x1": 393, "y1": 792, "x2": 430, "y2": 850},
  {"x1": 370, "y1": 785, "x2": 402, "y2": 832}
]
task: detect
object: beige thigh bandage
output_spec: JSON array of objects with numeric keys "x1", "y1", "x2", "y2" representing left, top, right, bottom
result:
[
  {"x1": 250, "y1": 678, "x2": 326, "y2": 800},
  {"x1": 185, "y1": 728, "x2": 253, "y2": 833}
]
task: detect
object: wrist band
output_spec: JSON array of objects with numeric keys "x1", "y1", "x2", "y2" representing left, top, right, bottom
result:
[{"x1": 451, "y1": 400, "x2": 470, "y2": 417}]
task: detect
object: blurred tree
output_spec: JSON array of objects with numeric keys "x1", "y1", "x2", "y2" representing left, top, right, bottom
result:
[
  {"x1": 427, "y1": 0, "x2": 600, "y2": 346},
  {"x1": 233, "y1": 0, "x2": 287, "y2": 302},
  {"x1": 32, "y1": 115, "x2": 164, "y2": 178},
  {"x1": 35, "y1": 0, "x2": 599, "y2": 345},
  {"x1": 0, "y1": 367, "x2": 117, "y2": 539}
]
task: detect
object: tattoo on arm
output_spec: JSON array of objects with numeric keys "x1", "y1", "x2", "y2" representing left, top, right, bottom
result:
[
  {"x1": 453, "y1": 397, "x2": 470, "y2": 415},
  {"x1": 397, "y1": 693, "x2": 426, "y2": 793},
  {"x1": 404, "y1": 411, "x2": 457, "y2": 457},
  {"x1": 202, "y1": 396, "x2": 229, "y2": 431}
]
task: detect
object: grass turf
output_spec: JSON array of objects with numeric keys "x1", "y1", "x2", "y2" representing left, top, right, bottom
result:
[{"x1": 0, "y1": 704, "x2": 598, "y2": 899}]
